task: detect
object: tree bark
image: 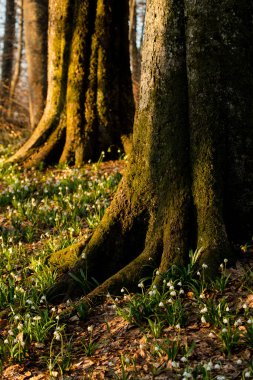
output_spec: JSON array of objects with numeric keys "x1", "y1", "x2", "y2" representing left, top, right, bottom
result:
[
  {"x1": 48, "y1": 0, "x2": 253, "y2": 304},
  {"x1": 7, "y1": 0, "x2": 134, "y2": 167},
  {"x1": 129, "y1": 0, "x2": 141, "y2": 105},
  {"x1": 0, "y1": 0, "x2": 16, "y2": 115},
  {"x1": 7, "y1": 0, "x2": 24, "y2": 120},
  {"x1": 23, "y1": 0, "x2": 48, "y2": 129}
]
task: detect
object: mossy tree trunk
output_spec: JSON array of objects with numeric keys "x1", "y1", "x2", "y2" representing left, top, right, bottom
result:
[
  {"x1": 49, "y1": 0, "x2": 253, "y2": 303},
  {"x1": 7, "y1": 0, "x2": 134, "y2": 167},
  {"x1": 0, "y1": 0, "x2": 15, "y2": 115},
  {"x1": 23, "y1": 0, "x2": 48, "y2": 129}
]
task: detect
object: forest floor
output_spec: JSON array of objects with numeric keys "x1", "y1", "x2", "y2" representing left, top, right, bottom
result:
[{"x1": 0, "y1": 124, "x2": 253, "y2": 380}]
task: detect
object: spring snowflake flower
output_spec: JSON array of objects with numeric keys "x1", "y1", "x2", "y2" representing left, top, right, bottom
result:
[
  {"x1": 8, "y1": 330, "x2": 14, "y2": 336},
  {"x1": 180, "y1": 356, "x2": 187, "y2": 362},
  {"x1": 53, "y1": 331, "x2": 61, "y2": 341},
  {"x1": 223, "y1": 318, "x2": 229, "y2": 324},
  {"x1": 201, "y1": 316, "x2": 206, "y2": 323},
  {"x1": 200, "y1": 306, "x2": 208, "y2": 313},
  {"x1": 236, "y1": 359, "x2": 242, "y2": 365},
  {"x1": 243, "y1": 303, "x2": 248, "y2": 309},
  {"x1": 171, "y1": 361, "x2": 179, "y2": 368},
  {"x1": 183, "y1": 371, "x2": 192, "y2": 378},
  {"x1": 159, "y1": 301, "x2": 164, "y2": 307},
  {"x1": 214, "y1": 363, "x2": 221, "y2": 369},
  {"x1": 87, "y1": 325, "x2": 93, "y2": 332},
  {"x1": 156, "y1": 271, "x2": 160, "y2": 276},
  {"x1": 4, "y1": 339, "x2": 8, "y2": 344},
  {"x1": 175, "y1": 324, "x2": 180, "y2": 329},
  {"x1": 177, "y1": 281, "x2": 182, "y2": 286},
  {"x1": 121, "y1": 288, "x2": 125, "y2": 293},
  {"x1": 138, "y1": 282, "x2": 144, "y2": 288},
  {"x1": 33, "y1": 316, "x2": 41, "y2": 321},
  {"x1": 222, "y1": 328, "x2": 228, "y2": 333},
  {"x1": 216, "y1": 376, "x2": 226, "y2": 380},
  {"x1": 202, "y1": 263, "x2": 208, "y2": 269},
  {"x1": 125, "y1": 357, "x2": 130, "y2": 364},
  {"x1": 225, "y1": 306, "x2": 230, "y2": 312},
  {"x1": 170, "y1": 290, "x2": 176, "y2": 296},
  {"x1": 197, "y1": 271, "x2": 201, "y2": 276},
  {"x1": 224, "y1": 258, "x2": 228, "y2": 263},
  {"x1": 179, "y1": 289, "x2": 184, "y2": 295},
  {"x1": 245, "y1": 372, "x2": 251, "y2": 378}
]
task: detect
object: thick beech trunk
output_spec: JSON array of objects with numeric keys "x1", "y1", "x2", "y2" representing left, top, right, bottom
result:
[
  {"x1": 23, "y1": 0, "x2": 48, "y2": 129},
  {"x1": 1, "y1": 0, "x2": 15, "y2": 114},
  {"x1": 7, "y1": 0, "x2": 134, "y2": 167},
  {"x1": 49, "y1": 0, "x2": 253, "y2": 303}
]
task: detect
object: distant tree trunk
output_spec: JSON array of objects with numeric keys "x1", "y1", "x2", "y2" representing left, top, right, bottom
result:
[
  {"x1": 7, "y1": 0, "x2": 24, "y2": 119},
  {"x1": 1, "y1": 0, "x2": 16, "y2": 115},
  {"x1": 7, "y1": 0, "x2": 134, "y2": 167},
  {"x1": 23, "y1": 0, "x2": 48, "y2": 129},
  {"x1": 129, "y1": 0, "x2": 141, "y2": 104},
  {"x1": 48, "y1": 0, "x2": 253, "y2": 304}
]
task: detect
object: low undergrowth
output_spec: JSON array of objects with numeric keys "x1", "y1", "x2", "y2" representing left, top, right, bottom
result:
[{"x1": 0, "y1": 142, "x2": 253, "y2": 379}]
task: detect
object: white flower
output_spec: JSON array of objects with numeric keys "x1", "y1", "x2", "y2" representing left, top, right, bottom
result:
[
  {"x1": 159, "y1": 301, "x2": 164, "y2": 307},
  {"x1": 51, "y1": 307, "x2": 56, "y2": 312},
  {"x1": 33, "y1": 316, "x2": 41, "y2": 321},
  {"x1": 201, "y1": 316, "x2": 206, "y2": 323},
  {"x1": 167, "y1": 281, "x2": 173, "y2": 287},
  {"x1": 202, "y1": 263, "x2": 208, "y2": 269},
  {"x1": 51, "y1": 371, "x2": 58, "y2": 377},
  {"x1": 179, "y1": 289, "x2": 184, "y2": 295},
  {"x1": 87, "y1": 325, "x2": 93, "y2": 332},
  {"x1": 234, "y1": 318, "x2": 242, "y2": 326},
  {"x1": 4, "y1": 339, "x2": 8, "y2": 344},
  {"x1": 153, "y1": 285, "x2": 157, "y2": 289},
  {"x1": 175, "y1": 324, "x2": 180, "y2": 329},
  {"x1": 183, "y1": 371, "x2": 192, "y2": 378},
  {"x1": 167, "y1": 298, "x2": 173, "y2": 304},
  {"x1": 17, "y1": 323, "x2": 23, "y2": 330},
  {"x1": 224, "y1": 258, "x2": 228, "y2": 263},
  {"x1": 208, "y1": 332, "x2": 215, "y2": 338},
  {"x1": 138, "y1": 282, "x2": 144, "y2": 288},
  {"x1": 214, "y1": 363, "x2": 221, "y2": 370},
  {"x1": 171, "y1": 361, "x2": 179, "y2": 368},
  {"x1": 180, "y1": 356, "x2": 187, "y2": 362},
  {"x1": 108, "y1": 362, "x2": 113, "y2": 367},
  {"x1": 200, "y1": 306, "x2": 208, "y2": 314},
  {"x1": 125, "y1": 357, "x2": 130, "y2": 364},
  {"x1": 169, "y1": 285, "x2": 175, "y2": 290},
  {"x1": 197, "y1": 271, "x2": 201, "y2": 276},
  {"x1": 222, "y1": 328, "x2": 228, "y2": 333},
  {"x1": 53, "y1": 331, "x2": 61, "y2": 341},
  {"x1": 8, "y1": 330, "x2": 14, "y2": 336},
  {"x1": 245, "y1": 372, "x2": 251, "y2": 378},
  {"x1": 121, "y1": 288, "x2": 125, "y2": 293},
  {"x1": 225, "y1": 306, "x2": 230, "y2": 312},
  {"x1": 199, "y1": 293, "x2": 205, "y2": 299},
  {"x1": 243, "y1": 303, "x2": 248, "y2": 309},
  {"x1": 223, "y1": 318, "x2": 229, "y2": 324},
  {"x1": 26, "y1": 299, "x2": 33, "y2": 305},
  {"x1": 156, "y1": 271, "x2": 160, "y2": 276},
  {"x1": 170, "y1": 290, "x2": 176, "y2": 296},
  {"x1": 14, "y1": 315, "x2": 20, "y2": 320},
  {"x1": 154, "y1": 345, "x2": 160, "y2": 351},
  {"x1": 236, "y1": 359, "x2": 242, "y2": 365},
  {"x1": 177, "y1": 281, "x2": 182, "y2": 286},
  {"x1": 247, "y1": 318, "x2": 253, "y2": 324},
  {"x1": 216, "y1": 376, "x2": 225, "y2": 380},
  {"x1": 220, "y1": 263, "x2": 224, "y2": 269}
]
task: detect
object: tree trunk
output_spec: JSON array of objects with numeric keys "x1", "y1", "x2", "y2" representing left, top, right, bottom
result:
[
  {"x1": 129, "y1": 0, "x2": 141, "y2": 105},
  {"x1": 0, "y1": 0, "x2": 16, "y2": 115},
  {"x1": 49, "y1": 0, "x2": 253, "y2": 303},
  {"x1": 7, "y1": 0, "x2": 24, "y2": 120},
  {"x1": 23, "y1": 0, "x2": 48, "y2": 129},
  {"x1": 7, "y1": 0, "x2": 134, "y2": 167}
]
